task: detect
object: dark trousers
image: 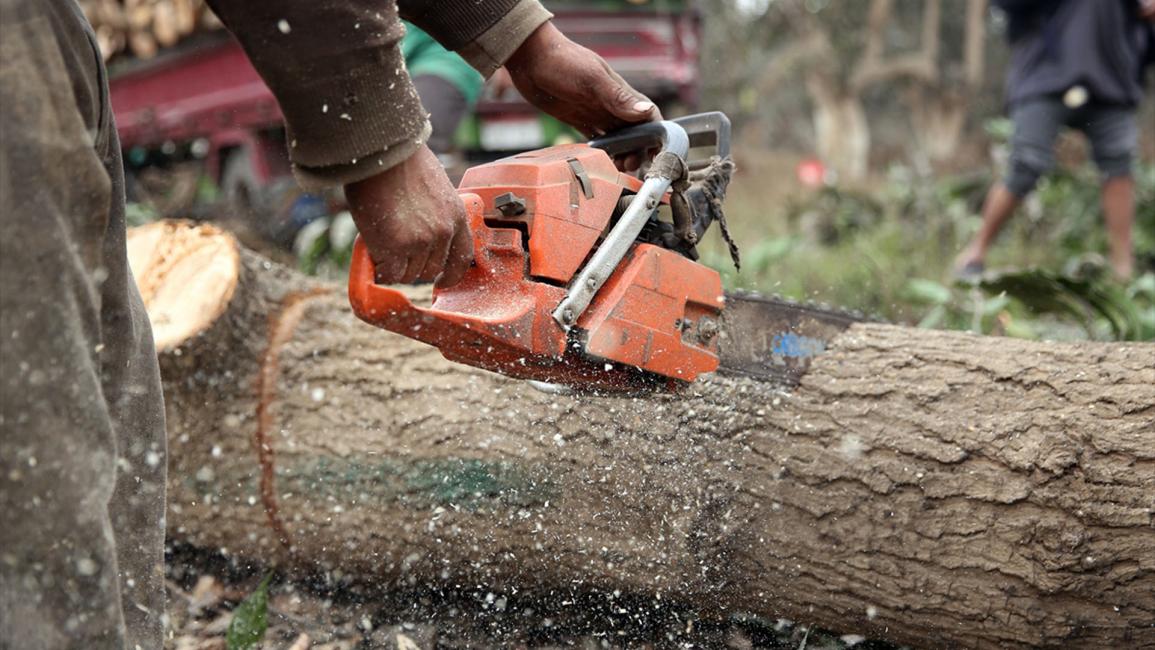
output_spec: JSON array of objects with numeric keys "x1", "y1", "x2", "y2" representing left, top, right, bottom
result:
[
  {"x1": 0, "y1": 1, "x2": 167, "y2": 648},
  {"x1": 1004, "y1": 96, "x2": 1137, "y2": 197}
]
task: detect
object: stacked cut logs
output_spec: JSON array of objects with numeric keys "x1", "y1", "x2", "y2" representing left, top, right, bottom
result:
[{"x1": 78, "y1": 0, "x2": 222, "y2": 61}]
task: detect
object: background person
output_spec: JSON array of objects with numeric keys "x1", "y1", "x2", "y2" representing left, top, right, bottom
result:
[{"x1": 955, "y1": 0, "x2": 1155, "y2": 281}]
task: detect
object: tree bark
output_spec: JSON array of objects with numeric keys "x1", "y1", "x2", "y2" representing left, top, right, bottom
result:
[{"x1": 138, "y1": 223, "x2": 1155, "y2": 649}]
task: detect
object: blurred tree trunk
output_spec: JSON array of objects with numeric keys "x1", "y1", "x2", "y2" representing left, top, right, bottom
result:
[
  {"x1": 138, "y1": 222, "x2": 1155, "y2": 650},
  {"x1": 906, "y1": 0, "x2": 988, "y2": 164},
  {"x1": 770, "y1": 0, "x2": 989, "y2": 177},
  {"x1": 805, "y1": 69, "x2": 870, "y2": 180}
]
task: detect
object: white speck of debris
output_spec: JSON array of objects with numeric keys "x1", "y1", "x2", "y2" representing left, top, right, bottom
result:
[
  {"x1": 359, "y1": 615, "x2": 373, "y2": 631},
  {"x1": 76, "y1": 557, "x2": 98, "y2": 576},
  {"x1": 211, "y1": 445, "x2": 222, "y2": 458},
  {"x1": 27, "y1": 456, "x2": 36, "y2": 468},
  {"x1": 604, "y1": 363, "x2": 613, "y2": 371},
  {"x1": 277, "y1": 19, "x2": 291, "y2": 34},
  {"x1": 322, "y1": 103, "x2": 329, "y2": 113},
  {"x1": 311, "y1": 387, "x2": 326, "y2": 402},
  {"x1": 553, "y1": 433, "x2": 565, "y2": 447},
  {"x1": 340, "y1": 113, "x2": 352, "y2": 121},
  {"x1": 838, "y1": 434, "x2": 867, "y2": 460},
  {"x1": 145, "y1": 451, "x2": 161, "y2": 468},
  {"x1": 841, "y1": 634, "x2": 866, "y2": 646},
  {"x1": 866, "y1": 605, "x2": 879, "y2": 620}
]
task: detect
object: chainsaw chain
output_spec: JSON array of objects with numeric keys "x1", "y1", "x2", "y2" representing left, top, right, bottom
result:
[{"x1": 724, "y1": 287, "x2": 888, "y2": 325}]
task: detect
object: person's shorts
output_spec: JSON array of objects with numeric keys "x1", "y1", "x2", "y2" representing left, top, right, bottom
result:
[{"x1": 1005, "y1": 96, "x2": 1137, "y2": 197}]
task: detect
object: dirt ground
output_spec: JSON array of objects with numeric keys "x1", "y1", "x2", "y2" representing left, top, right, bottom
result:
[{"x1": 164, "y1": 546, "x2": 896, "y2": 650}]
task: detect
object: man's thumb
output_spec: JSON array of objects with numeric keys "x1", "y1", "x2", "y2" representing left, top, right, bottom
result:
[{"x1": 606, "y1": 84, "x2": 656, "y2": 122}]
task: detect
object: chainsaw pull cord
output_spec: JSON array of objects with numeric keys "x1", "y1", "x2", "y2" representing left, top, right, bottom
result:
[
  {"x1": 648, "y1": 150, "x2": 695, "y2": 246},
  {"x1": 690, "y1": 155, "x2": 740, "y2": 270}
]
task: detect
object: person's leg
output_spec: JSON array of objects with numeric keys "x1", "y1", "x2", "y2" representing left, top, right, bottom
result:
[
  {"x1": 0, "y1": 9, "x2": 126, "y2": 648},
  {"x1": 99, "y1": 95, "x2": 168, "y2": 650},
  {"x1": 413, "y1": 74, "x2": 470, "y2": 155},
  {"x1": 955, "y1": 183, "x2": 1022, "y2": 274},
  {"x1": 0, "y1": 3, "x2": 166, "y2": 648},
  {"x1": 1081, "y1": 105, "x2": 1138, "y2": 281},
  {"x1": 955, "y1": 98, "x2": 1064, "y2": 274},
  {"x1": 1100, "y1": 176, "x2": 1134, "y2": 280}
]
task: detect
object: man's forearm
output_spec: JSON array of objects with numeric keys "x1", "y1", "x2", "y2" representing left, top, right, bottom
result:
[
  {"x1": 205, "y1": 0, "x2": 428, "y2": 188},
  {"x1": 204, "y1": 0, "x2": 551, "y2": 189}
]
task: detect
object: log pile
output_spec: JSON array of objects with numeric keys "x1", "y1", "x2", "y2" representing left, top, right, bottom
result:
[
  {"x1": 78, "y1": 0, "x2": 222, "y2": 61},
  {"x1": 129, "y1": 221, "x2": 1155, "y2": 649}
]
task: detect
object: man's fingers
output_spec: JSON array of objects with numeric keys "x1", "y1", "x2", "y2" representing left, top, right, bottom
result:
[
  {"x1": 373, "y1": 253, "x2": 408, "y2": 285},
  {"x1": 418, "y1": 229, "x2": 453, "y2": 283},
  {"x1": 435, "y1": 218, "x2": 474, "y2": 289},
  {"x1": 616, "y1": 153, "x2": 639, "y2": 172},
  {"x1": 400, "y1": 247, "x2": 432, "y2": 284}
]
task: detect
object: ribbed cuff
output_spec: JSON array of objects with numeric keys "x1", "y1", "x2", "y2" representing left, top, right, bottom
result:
[
  {"x1": 458, "y1": 1, "x2": 553, "y2": 77},
  {"x1": 278, "y1": 54, "x2": 427, "y2": 168},
  {"x1": 292, "y1": 121, "x2": 432, "y2": 191}
]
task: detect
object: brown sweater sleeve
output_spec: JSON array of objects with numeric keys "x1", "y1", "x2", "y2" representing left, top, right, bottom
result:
[
  {"x1": 205, "y1": 0, "x2": 550, "y2": 189},
  {"x1": 400, "y1": 0, "x2": 552, "y2": 77}
]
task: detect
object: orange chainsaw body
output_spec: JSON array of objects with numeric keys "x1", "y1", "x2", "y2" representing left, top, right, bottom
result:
[{"x1": 348, "y1": 143, "x2": 724, "y2": 390}]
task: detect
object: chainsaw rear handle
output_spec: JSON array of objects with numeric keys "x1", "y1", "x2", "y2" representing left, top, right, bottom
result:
[
  {"x1": 589, "y1": 111, "x2": 730, "y2": 166},
  {"x1": 348, "y1": 193, "x2": 488, "y2": 347}
]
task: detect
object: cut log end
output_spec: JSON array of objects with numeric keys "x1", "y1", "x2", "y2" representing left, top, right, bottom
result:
[{"x1": 126, "y1": 220, "x2": 240, "y2": 350}]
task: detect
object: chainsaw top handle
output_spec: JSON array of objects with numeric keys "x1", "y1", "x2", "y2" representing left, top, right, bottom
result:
[
  {"x1": 552, "y1": 118, "x2": 698, "y2": 330},
  {"x1": 589, "y1": 111, "x2": 730, "y2": 167}
]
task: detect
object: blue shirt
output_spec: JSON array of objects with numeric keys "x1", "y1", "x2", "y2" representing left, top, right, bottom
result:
[{"x1": 996, "y1": 0, "x2": 1153, "y2": 107}]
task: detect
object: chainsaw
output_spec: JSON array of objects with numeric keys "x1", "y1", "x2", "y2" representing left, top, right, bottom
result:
[{"x1": 349, "y1": 112, "x2": 864, "y2": 391}]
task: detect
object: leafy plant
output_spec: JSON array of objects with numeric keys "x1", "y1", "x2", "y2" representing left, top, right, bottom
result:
[
  {"x1": 977, "y1": 267, "x2": 1155, "y2": 341},
  {"x1": 226, "y1": 572, "x2": 272, "y2": 650}
]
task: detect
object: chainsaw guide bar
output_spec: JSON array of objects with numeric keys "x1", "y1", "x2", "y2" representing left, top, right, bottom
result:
[{"x1": 717, "y1": 291, "x2": 867, "y2": 387}]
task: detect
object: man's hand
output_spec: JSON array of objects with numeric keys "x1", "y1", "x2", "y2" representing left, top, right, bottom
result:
[
  {"x1": 505, "y1": 22, "x2": 661, "y2": 138},
  {"x1": 1141, "y1": 0, "x2": 1155, "y2": 21},
  {"x1": 344, "y1": 145, "x2": 473, "y2": 288}
]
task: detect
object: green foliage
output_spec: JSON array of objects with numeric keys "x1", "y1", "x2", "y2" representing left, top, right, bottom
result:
[
  {"x1": 125, "y1": 202, "x2": 160, "y2": 227},
  {"x1": 226, "y1": 572, "x2": 272, "y2": 650},
  {"x1": 978, "y1": 267, "x2": 1155, "y2": 341},
  {"x1": 703, "y1": 160, "x2": 1154, "y2": 342},
  {"x1": 294, "y1": 212, "x2": 358, "y2": 279}
]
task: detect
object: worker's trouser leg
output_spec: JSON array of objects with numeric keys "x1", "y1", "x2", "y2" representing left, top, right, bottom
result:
[{"x1": 0, "y1": 2, "x2": 167, "y2": 649}]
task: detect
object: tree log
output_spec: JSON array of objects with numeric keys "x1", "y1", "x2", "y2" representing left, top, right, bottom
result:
[{"x1": 130, "y1": 221, "x2": 1155, "y2": 649}]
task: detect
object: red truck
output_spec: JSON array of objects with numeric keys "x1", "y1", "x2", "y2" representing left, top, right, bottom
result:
[{"x1": 110, "y1": 2, "x2": 700, "y2": 217}]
